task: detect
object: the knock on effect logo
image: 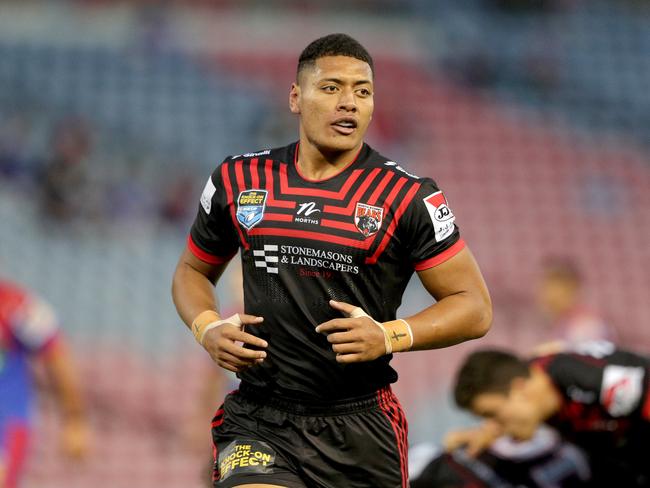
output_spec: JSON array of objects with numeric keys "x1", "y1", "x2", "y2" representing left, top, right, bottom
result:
[
  {"x1": 236, "y1": 190, "x2": 268, "y2": 230},
  {"x1": 218, "y1": 439, "x2": 277, "y2": 481}
]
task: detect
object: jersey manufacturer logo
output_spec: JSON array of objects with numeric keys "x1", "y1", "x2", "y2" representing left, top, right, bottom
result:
[
  {"x1": 423, "y1": 191, "x2": 455, "y2": 242},
  {"x1": 354, "y1": 202, "x2": 383, "y2": 237},
  {"x1": 384, "y1": 161, "x2": 420, "y2": 179},
  {"x1": 236, "y1": 189, "x2": 268, "y2": 230},
  {"x1": 231, "y1": 149, "x2": 271, "y2": 159},
  {"x1": 294, "y1": 202, "x2": 322, "y2": 225}
]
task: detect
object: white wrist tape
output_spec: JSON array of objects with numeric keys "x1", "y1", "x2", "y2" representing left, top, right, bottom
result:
[
  {"x1": 196, "y1": 313, "x2": 243, "y2": 345},
  {"x1": 396, "y1": 318, "x2": 414, "y2": 350},
  {"x1": 349, "y1": 307, "x2": 393, "y2": 355}
]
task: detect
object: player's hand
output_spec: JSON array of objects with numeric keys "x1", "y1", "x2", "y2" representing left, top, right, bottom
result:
[
  {"x1": 202, "y1": 314, "x2": 268, "y2": 373},
  {"x1": 61, "y1": 417, "x2": 92, "y2": 460},
  {"x1": 315, "y1": 300, "x2": 387, "y2": 363},
  {"x1": 443, "y1": 420, "x2": 502, "y2": 458}
]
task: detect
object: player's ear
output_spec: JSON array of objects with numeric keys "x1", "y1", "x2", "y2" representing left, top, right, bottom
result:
[{"x1": 289, "y1": 83, "x2": 301, "y2": 114}]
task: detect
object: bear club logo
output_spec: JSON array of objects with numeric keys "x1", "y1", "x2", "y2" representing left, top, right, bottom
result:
[
  {"x1": 236, "y1": 190, "x2": 268, "y2": 230},
  {"x1": 354, "y1": 202, "x2": 383, "y2": 237}
]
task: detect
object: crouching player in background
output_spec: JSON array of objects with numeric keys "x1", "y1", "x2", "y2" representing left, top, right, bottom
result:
[
  {"x1": 409, "y1": 425, "x2": 591, "y2": 487},
  {"x1": 450, "y1": 342, "x2": 650, "y2": 487},
  {"x1": 0, "y1": 279, "x2": 90, "y2": 488}
]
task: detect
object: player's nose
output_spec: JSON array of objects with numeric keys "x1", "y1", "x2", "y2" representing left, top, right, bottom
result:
[{"x1": 337, "y1": 91, "x2": 357, "y2": 112}]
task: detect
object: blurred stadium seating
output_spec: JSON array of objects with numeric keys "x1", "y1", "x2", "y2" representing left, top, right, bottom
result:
[{"x1": 0, "y1": 0, "x2": 648, "y2": 486}]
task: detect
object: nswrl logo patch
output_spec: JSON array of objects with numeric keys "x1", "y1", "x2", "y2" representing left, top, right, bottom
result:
[
  {"x1": 236, "y1": 190, "x2": 268, "y2": 230},
  {"x1": 217, "y1": 439, "x2": 277, "y2": 481}
]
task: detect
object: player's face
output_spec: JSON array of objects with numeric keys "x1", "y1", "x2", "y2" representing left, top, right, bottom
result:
[
  {"x1": 537, "y1": 274, "x2": 578, "y2": 318},
  {"x1": 290, "y1": 55, "x2": 374, "y2": 155},
  {"x1": 471, "y1": 388, "x2": 542, "y2": 441}
]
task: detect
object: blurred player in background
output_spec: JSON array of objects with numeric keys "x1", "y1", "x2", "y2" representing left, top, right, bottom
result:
[
  {"x1": 536, "y1": 257, "x2": 616, "y2": 351},
  {"x1": 0, "y1": 279, "x2": 90, "y2": 488},
  {"x1": 451, "y1": 344, "x2": 650, "y2": 487},
  {"x1": 172, "y1": 33, "x2": 492, "y2": 487},
  {"x1": 433, "y1": 255, "x2": 621, "y2": 484},
  {"x1": 410, "y1": 425, "x2": 590, "y2": 487}
]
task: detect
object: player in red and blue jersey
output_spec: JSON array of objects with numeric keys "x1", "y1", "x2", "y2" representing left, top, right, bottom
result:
[
  {"x1": 0, "y1": 279, "x2": 89, "y2": 488},
  {"x1": 172, "y1": 33, "x2": 492, "y2": 488}
]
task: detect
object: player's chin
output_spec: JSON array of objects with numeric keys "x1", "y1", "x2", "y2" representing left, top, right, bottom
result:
[{"x1": 321, "y1": 134, "x2": 361, "y2": 153}]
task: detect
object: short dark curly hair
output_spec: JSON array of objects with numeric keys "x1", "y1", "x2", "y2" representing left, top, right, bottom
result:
[
  {"x1": 297, "y1": 33, "x2": 374, "y2": 81},
  {"x1": 453, "y1": 349, "x2": 530, "y2": 410}
]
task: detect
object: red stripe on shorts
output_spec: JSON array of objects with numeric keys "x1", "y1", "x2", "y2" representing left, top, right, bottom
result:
[{"x1": 377, "y1": 387, "x2": 409, "y2": 488}]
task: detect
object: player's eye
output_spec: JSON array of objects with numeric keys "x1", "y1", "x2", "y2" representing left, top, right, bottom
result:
[
  {"x1": 357, "y1": 88, "x2": 371, "y2": 97},
  {"x1": 322, "y1": 85, "x2": 338, "y2": 93}
]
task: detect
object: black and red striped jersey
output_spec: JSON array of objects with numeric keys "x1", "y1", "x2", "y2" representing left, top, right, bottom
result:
[
  {"x1": 532, "y1": 342, "x2": 650, "y2": 486},
  {"x1": 188, "y1": 141, "x2": 466, "y2": 401}
]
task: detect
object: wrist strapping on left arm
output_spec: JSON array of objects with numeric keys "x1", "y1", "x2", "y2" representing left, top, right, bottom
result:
[
  {"x1": 349, "y1": 307, "x2": 413, "y2": 354},
  {"x1": 383, "y1": 319, "x2": 414, "y2": 353}
]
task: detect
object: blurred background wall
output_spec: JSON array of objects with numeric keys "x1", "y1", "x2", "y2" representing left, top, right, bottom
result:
[{"x1": 0, "y1": 0, "x2": 648, "y2": 486}]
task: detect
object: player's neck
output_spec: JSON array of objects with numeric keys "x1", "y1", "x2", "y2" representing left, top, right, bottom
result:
[{"x1": 296, "y1": 139, "x2": 362, "y2": 181}]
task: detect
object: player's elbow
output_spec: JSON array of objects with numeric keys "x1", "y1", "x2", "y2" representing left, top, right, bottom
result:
[
  {"x1": 467, "y1": 295, "x2": 493, "y2": 340},
  {"x1": 473, "y1": 306, "x2": 493, "y2": 339}
]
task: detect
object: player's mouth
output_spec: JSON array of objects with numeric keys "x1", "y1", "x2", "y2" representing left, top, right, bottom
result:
[{"x1": 331, "y1": 117, "x2": 358, "y2": 135}]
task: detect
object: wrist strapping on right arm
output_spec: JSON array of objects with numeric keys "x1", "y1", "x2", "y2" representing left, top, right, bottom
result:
[{"x1": 191, "y1": 311, "x2": 243, "y2": 345}]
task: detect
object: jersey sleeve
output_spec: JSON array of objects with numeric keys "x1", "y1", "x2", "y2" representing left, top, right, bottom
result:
[
  {"x1": 398, "y1": 178, "x2": 465, "y2": 271},
  {"x1": 534, "y1": 342, "x2": 649, "y2": 418},
  {"x1": 188, "y1": 162, "x2": 240, "y2": 264},
  {"x1": 11, "y1": 296, "x2": 61, "y2": 353}
]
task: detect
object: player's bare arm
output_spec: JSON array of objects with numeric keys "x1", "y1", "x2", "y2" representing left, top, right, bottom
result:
[
  {"x1": 407, "y1": 246, "x2": 492, "y2": 349},
  {"x1": 40, "y1": 339, "x2": 92, "y2": 459},
  {"x1": 443, "y1": 420, "x2": 503, "y2": 458},
  {"x1": 317, "y1": 246, "x2": 491, "y2": 363},
  {"x1": 172, "y1": 247, "x2": 267, "y2": 373}
]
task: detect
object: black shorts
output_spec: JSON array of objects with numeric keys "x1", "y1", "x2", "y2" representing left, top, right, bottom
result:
[{"x1": 211, "y1": 384, "x2": 408, "y2": 488}]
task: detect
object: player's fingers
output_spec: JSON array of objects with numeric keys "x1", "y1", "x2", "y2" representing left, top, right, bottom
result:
[
  {"x1": 237, "y1": 314, "x2": 264, "y2": 325},
  {"x1": 443, "y1": 431, "x2": 468, "y2": 452},
  {"x1": 315, "y1": 318, "x2": 353, "y2": 334},
  {"x1": 334, "y1": 352, "x2": 367, "y2": 363},
  {"x1": 223, "y1": 329, "x2": 268, "y2": 349},
  {"x1": 331, "y1": 342, "x2": 362, "y2": 355},
  {"x1": 328, "y1": 299, "x2": 364, "y2": 317},
  {"x1": 218, "y1": 350, "x2": 259, "y2": 367},
  {"x1": 219, "y1": 341, "x2": 267, "y2": 360},
  {"x1": 466, "y1": 442, "x2": 487, "y2": 458},
  {"x1": 216, "y1": 359, "x2": 243, "y2": 373},
  {"x1": 465, "y1": 434, "x2": 493, "y2": 458},
  {"x1": 326, "y1": 331, "x2": 358, "y2": 344}
]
